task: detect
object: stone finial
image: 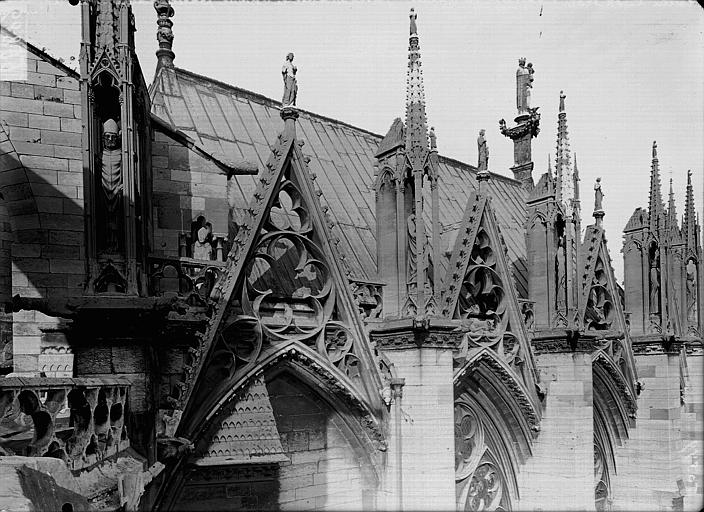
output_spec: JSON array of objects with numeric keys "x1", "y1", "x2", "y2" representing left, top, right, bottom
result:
[
  {"x1": 683, "y1": 170, "x2": 698, "y2": 250},
  {"x1": 405, "y1": 8, "x2": 430, "y2": 170},
  {"x1": 648, "y1": 140, "x2": 665, "y2": 233},
  {"x1": 155, "y1": 0, "x2": 175, "y2": 68},
  {"x1": 555, "y1": 91, "x2": 574, "y2": 216}
]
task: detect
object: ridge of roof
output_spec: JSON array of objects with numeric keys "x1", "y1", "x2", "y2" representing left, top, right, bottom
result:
[
  {"x1": 0, "y1": 26, "x2": 79, "y2": 80},
  {"x1": 159, "y1": 66, "x2": 524, "y2": 189},
  {"x1": 168, "y1": 66, "x2": 384, "y2": 140}
]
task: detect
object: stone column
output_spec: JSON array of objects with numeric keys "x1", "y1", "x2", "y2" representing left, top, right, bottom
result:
[
  {"x1": 373, "y1": 322, "x2": 458, "y2": 511},
  {"x1": 611, "y1": 340, "x2": 685, "y2": 511},
  {"x1": 517, "y1": 339, "x2": 595, "y2": 511},
  {"x1": 681, "y1": 349, "x2": 704, "y2": 509}
]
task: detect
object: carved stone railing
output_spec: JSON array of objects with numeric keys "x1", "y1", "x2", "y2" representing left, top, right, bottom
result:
[
  {"x1": 178, "y1": 231, "x2": 229, "y2": 262},
  {"x1": 148, "y1": 257, "x2": 227, "y2": 305},
  {"x1": 0, "y1": 377, "x2": 131, "y2": 471}
]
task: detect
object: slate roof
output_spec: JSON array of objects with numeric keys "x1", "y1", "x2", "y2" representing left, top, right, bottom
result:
[{"x1": 149, "y1": 66, "x2": 530, "y2": 296}]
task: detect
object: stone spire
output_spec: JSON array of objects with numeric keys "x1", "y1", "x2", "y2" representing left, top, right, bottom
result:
[
  {"x1": 405, "y1": 7, "x2": 430, "y2": 171},
  {"x1": 555, "y1": 91, "x2": 574, "y2": 217},
  {"x1": 573, "y1": 153, "x2": 581, "y2": 219},
  {"x1": 667, "y1": 178, "x2": 679, "y2": 239},
  {"x1": 648, "y1": 141, "x2": 665, "y2": 234},
  {"x1": 154, "y1": 0, "x2": 175, "y2": 68},
  {"x1": 684, "y1": 170, "x2": 699, "y2": 251}
]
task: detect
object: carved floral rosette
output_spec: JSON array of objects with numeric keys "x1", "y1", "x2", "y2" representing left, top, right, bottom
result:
[{"x1": 455, "y1": 401, "x2": 510, "y2": 511}]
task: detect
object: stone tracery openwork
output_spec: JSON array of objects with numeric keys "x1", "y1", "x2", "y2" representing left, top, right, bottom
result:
[
  {"x1": 584, "y1": 254, "x2": 614, "y2": 331},
  {"x1": 196, "y1": 166, "x2": 364, "y2": 395},
  {"x1": 455, "y1": 400, "x2": 511, "y2": 511},
  {"x1": 453, "y1": 224, "x2": 525, "y2": 376}
]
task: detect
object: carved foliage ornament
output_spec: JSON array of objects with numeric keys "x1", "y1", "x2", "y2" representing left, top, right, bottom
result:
[{"x1": 455, "y1": 401, "x2": 510, "y2": 511}]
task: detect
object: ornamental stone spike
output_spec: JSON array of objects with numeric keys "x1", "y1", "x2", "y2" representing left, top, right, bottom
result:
[
  {"x1": 555, "y1": 91, "x2": 574, "y2": 216},
  {"x1": 405, "y1": 7, "x2": 430, "y2": 171},
  {"x1": 648, "y1": 140, "x2": 665, "y2": 233},
  {"x1": 684, "y1": 170, "x2": 699, "y2": 250},
  {"x1": 154, "y1": 0, "x2": 175, "y2": 68}
]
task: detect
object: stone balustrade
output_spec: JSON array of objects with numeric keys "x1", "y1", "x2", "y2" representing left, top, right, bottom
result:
[{"x1": 0, "y1": 377, "x2": 131, "y2": 471}]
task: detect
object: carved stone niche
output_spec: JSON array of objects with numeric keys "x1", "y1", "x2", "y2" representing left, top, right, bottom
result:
[{"x1": 93, "y1": 73, "x2": 124, "y2": 257}]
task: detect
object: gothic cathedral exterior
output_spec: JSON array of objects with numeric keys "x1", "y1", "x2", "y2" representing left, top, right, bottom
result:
[{"x1": 0, "y1": 2, "x2": 701, "y2": 511}]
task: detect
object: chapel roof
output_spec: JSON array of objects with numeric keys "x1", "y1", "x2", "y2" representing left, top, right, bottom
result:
[{"x1": 149, "y1": 65, "x2": 530, "y2": 295}]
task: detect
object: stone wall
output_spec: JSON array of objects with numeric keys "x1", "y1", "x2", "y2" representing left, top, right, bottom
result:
[
  {"x1": 681, "y1": 352, "x2": 703, "y2": 510},
  {"x1": 1, "y1": 47, "x2": 83, "y2": 376},
  {"x1": 517, "y1": 351, "x2": 595, "y2": 511},
  {"x1": 267, "y1": 374, "x2": 371, "y2": 511},
  {"x1": 0, "y1": 196, "x2": 12, "y2": 373},
  {"x1": 611, "y1": 353, "x2": 684, "y2": 511},
  {"x1": 151, "y1": 127, "x2": 230, "y2": 259}
]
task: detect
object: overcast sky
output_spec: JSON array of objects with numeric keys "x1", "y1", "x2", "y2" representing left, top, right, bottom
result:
[{"x1": 1, "y1": 0, "x2": 702, "y2": 283}]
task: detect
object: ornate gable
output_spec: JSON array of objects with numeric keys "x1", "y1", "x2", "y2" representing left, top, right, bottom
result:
[
  {"x1": 580, "y1": 226, "x2": 637, "y2": 404},
  {"x1": 174, "y1": 113, "x2": 384, "y2": 441},
  {"x1": 441, "y1": 191, "x2": 540, "y2": 405}
]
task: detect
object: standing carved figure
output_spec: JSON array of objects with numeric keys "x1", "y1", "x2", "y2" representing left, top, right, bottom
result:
[
  {"x1": 516, "y1": 58, "x2": 529, "y2": 113},
  {"x1": 281, "y1": 53, "x2": 298, "y2": 107},
  {"x1": 429, "y1": 126, "x2": 437, "y2": 150},
  {"x1": 686, "y1": 260, "x2": 698, "y2": 324},
  {"x1": 594, "y1": 177, "x2": 604, "y2": 211},
  {"x1": 193, "y1": 226, "x2": 213, "y2": 261},
  {"x1": 525, "y1": 62, "x2": 535, "y2": 110},
  {"x1": 477, "y1": 129, "x2": 489, "y2": 171},
  {"x1": 409, "y1": 8, "x2": 417, "y2": 35},
  {"x1": 555, "y1": 236, "x2": 567, "y2": 311},
  {"x1": 101, "y1": 118, "x2": 122, "y2": 252},
  {"x1": 649, "y1": 254, "x2": 660, "y2": 314},
  {"x1": 407, "y1": 212, "x2": 418, "y2": 283}
]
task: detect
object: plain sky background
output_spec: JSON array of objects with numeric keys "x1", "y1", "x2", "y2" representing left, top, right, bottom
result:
[{"x1": 1, "y1": 0, "x2": 702, "y2": 283}]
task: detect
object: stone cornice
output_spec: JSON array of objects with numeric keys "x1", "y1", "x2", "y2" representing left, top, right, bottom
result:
[
  {"x1": 531, "y1": 329, "x2": 599, "y2": 354},
  {"x1": 370, "y1": 318, "x2": 462, "y2": 350},
  {"x1": 631, "y1": 334, "x2": 685, "y2": 355}
]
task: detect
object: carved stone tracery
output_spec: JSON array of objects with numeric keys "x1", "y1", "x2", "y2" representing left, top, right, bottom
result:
[
  {"x1": 455, "y1": 401, "x2": 511, "y2": 511},
  {"x1": 584, "y1": 254, "x2": 614, "y2": 331},
  {"x1": 191, "y1": 163, "x2": 366, "y2": 413},
  {"x1": 453, "y1": 225, "x2": 524, "y2": 377}
]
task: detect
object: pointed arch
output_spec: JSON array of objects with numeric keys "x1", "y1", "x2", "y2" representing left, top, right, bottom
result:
[
  {"x1": 454, "y1": 350, "x2": 538, "y2": 511},
  {"x1": 592, "y1": 350, "x2": 634, "y2": 443},
  {"x1": 456, "y1": 347, "x2": 540, "y2": 440}
]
